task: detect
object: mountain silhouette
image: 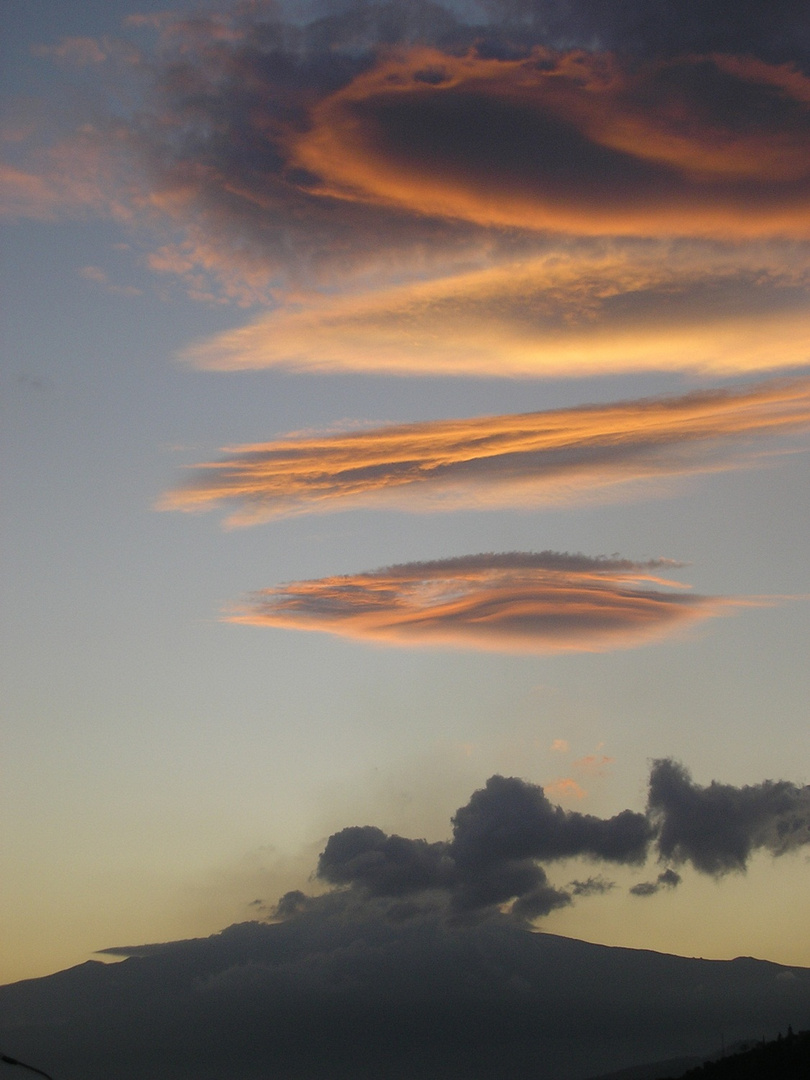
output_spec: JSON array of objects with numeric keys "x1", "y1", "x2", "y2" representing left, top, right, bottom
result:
[{"x1": 1, "y1": 913, "x2": 808, "y2": 1080}]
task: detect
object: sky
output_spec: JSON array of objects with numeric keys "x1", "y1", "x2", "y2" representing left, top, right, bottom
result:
[{"x1": 2, "y1": 0, "x2": 810, "y2": 990}]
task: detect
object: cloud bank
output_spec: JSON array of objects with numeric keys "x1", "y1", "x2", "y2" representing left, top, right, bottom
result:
[
  {"x1": 162, "y1": 376, "x2": 810, "y2": 524},
  {"x1": 228, "y1": 551, "x2": 753, "y2": 654},
  {"x1": 318, "y1": 771, "x2": 652, "y2": 919}
]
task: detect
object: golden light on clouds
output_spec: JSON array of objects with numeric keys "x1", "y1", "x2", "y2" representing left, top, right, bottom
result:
[
  {"x1": 544, "y1": 778, "x2": 587, "y2": 801},
  {"x1": 181, "y1": 247, "x2": 810, "y2": 377},
  {"x1": 291, "y1": 48, "x2": 810, "y2": 238},
  {"x1": 161, "y1": 376, "x2": 810, "y2": 525},
  {"x1": 227, "y1": 552, "x2": 752, "y2": 655}
]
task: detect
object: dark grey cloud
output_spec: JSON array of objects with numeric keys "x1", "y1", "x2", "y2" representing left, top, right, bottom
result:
[
  {"x1": 629, "y1": 867, "x2": 682, "y2": 897},
  {"x1": 567, "y1": 876, "x2": 616, "y2": 897},
  {"x1": 477, "y1": 0, "x2": 810, "y2": 64},
  {"x1": 318, "y1": 825, "x2": 455, "y2": 896},
  {"x1": 316, "y1": 802, "x2": 576, "y2": 920},
  {"x1": 648, "y1": 758, "x2": 810, "y2": 875},
  {"x1": 317, "y1": 771, "x2": 652, "y2": 919},
  {"x1": 317, "y1": 759, "x2": 810, "y2": 919},
  {"x1": 452, "y1": 774, "x2": 653, "y2": 868}
]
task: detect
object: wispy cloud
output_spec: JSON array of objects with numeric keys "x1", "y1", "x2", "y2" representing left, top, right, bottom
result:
[
  {"x1": 79, "y1": 265, "x2": 142, "y2": 296},
  {"x1": 227, "y1": 551, "x2": 754, "y2": 654},
  {"x1": 630, "y1": 868, "x2": 682, "y2": 897},
  {"x1": 544, "y1": 778, "x2": 587, "y2": 801},
  {"x1": 179, "y1": 246, "x2": 810, "y2": 376},
  {"x1": 161, "y1": 376, "x2": 810, "y2": 525},
  {"x1": 32, "y1": 36, "x2": 109, "y2": 65}
]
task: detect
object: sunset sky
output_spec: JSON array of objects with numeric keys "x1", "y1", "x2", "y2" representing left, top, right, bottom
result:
[{"x1": 2, "y1": 0, "x2": 810, "y2": 989}]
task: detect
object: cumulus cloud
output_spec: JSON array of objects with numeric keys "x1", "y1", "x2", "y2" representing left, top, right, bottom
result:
[
  {"x1": 317, "y1": 772, "x2": 651, "y2": 919},
  {"x1": 161, "y1": 376, "x2": 810, "y2": 524},
  {"x1": 544, "y1": 778, "x2": 586, "y2": 800},
  {"x1": 648, "y1": 758, "x2": 810, "y2": 875},
  {"x1": 227, "y1": 551, "x2": 756, "y2": 654},
  {"x1": 302, "y1": 757, "x2": 810, "y2": 919}
]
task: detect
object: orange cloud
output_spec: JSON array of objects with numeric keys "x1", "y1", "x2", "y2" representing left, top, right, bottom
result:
[
  {"x1": 0, "y1": 134, "x2": 133, "y2": 224},
  {"x1": 0, "y1": 163, "x2": 63, "y2": 220},
  {"x1": 161, "y1": 376, "x2": 810, "y2": 525},
  {"x1": 545, "y1": 778, "x2": 587, "y2": 800},
  {"x1": 227, "y1": 552, "x2": 753, "y2": 654},
  {"x1": 181, "y1": 244, "x2": 810, "y2": 376},
  {"x1": 291, "y1": 48, "x2": 810, "y2": 238}
]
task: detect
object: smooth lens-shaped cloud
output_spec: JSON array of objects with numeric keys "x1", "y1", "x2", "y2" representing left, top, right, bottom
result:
[
  {"x1": 292, "y1": 49, "x2": 810, "y2": 237},
  {"x1": 227, "y1": 552, "x2": 752, "y2": 654}
]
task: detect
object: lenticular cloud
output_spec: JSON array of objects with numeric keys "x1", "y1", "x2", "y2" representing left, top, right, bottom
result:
[
  {"x1": 162, "y1": 376, "x2": 810, "y2": 525},
  {"x1": 227, "y1": 551, "x2": 752, "y2": 654}
]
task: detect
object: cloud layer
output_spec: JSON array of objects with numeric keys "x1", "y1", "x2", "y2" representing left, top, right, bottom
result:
[
  {"x1": 163, "y1": 376, "x2": 810, "y2": 524},
  {"x1": 228, "y1": 551, "x2": 752, "y2": 654},
  {"x1": 180, "y1": 246, "x2": 810, "y2": 376}
]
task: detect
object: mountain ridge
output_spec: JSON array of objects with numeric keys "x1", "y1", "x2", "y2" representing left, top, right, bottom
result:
[{"x1": 2, "y1": 916, "x2": 808, "y2": 1080}]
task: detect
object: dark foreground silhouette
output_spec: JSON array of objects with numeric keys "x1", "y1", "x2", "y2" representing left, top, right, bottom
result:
[
  {"x1": 668, "y1": 1027, "x2": 810, "y2": 1079},
  {"x1": 1, "y1": 907, "x2": 809, "y2": 1080},
  {"x1": 1, "y1": 1052, "x2": 54, "y2": 1079}
]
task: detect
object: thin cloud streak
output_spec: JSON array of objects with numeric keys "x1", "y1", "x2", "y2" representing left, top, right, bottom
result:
[
  {"x1": 161, "y1": 377, "x2": 810, "y2": 525},
  {"x1": 226, "y1": 552, "x2": 755, "y2": 654}
]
